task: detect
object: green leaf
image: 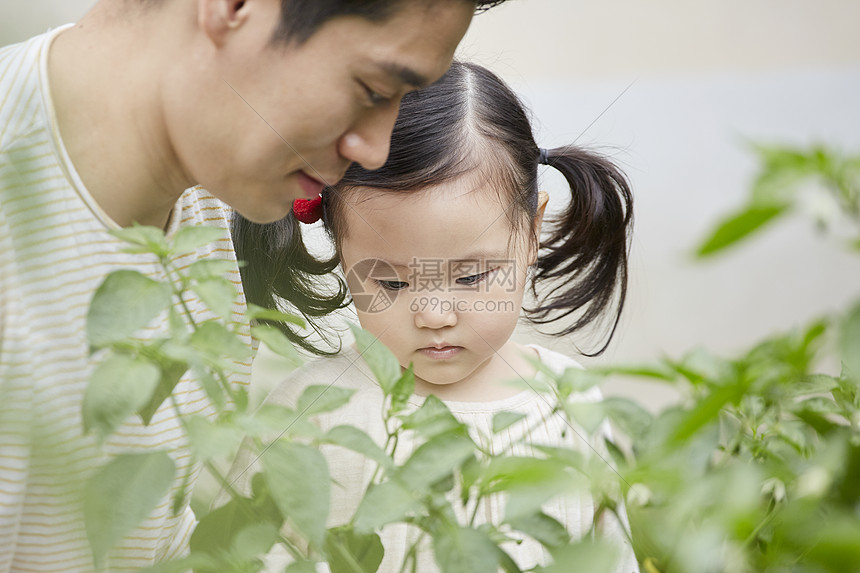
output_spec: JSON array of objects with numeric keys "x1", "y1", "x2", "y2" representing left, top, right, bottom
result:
[
  {"x1": 191, "y1": 277, "x2": 236, "y2": 322},
  {"x1": 190, "y1": 496, "x2": 257, "y2": 558},
  {"x1": 563, "y1": 401, "x2": 606, "y2": 434},
  {"x1": 284, "y1": 562, "x2": 319, "y2": 573},
  {"x1": 85, "y1": 451, "x2": 176, "y2": 570},
  {"x1": 246, "y1": 303, "x2": 306, "y2": 327},
  {"x1": 137, "y1": 347, "x2": 189, "y2": 425},
  {"x1": 555, "y1": 367, "x2": 604, "y2": 397},
  {"x1": 481, "y1": 457, "x2": 578, "y2": 521},
  {"x1": 532, "y1": 446, "x2": 588, "y2": 473},
  {"x1": 839, "y1": 300, "x2": 860, "y2": 378},
  {"x1": 353, "y1": 480, "x2": 421, "y2": 534},
  {"x1": 670, "y1": 347, "x2": 734, "y2": 386},
  {"x1": 459, "y1": 455, "x2": 481, "y2": 507},
  {"x1": 190, "y1": 321, "x2": 253, "y2": 362},
  {"x1": 229, "y1": 522, "x2": 280, "y2": 564},
  {"x1": 188, "y1": 259, "x2": 238, "y2": 282},
  {"x1": 195, "y1": 366, "x2": 227, "y2": 412},
  {"x1": 296, "y1": 384, "x2": 355, "y2": 416},
  {"x1": 601, "y1": 397, "x2": 653, "y2": 438},
  {"x1": 497, "y1": 549, "x2": 522, "y2": 573},
  {"x1": 541, "y1": 540, "x2": 619, "y2": 573},
  {"x1": 238, "y1": 404, "x2": 321, "y2": 440},
  {"x1": 109, "y1": 224, "x2": 169, "y2": 258},
  {"x1": 794, "y1": 374, "x2": 841, "y2": 395},
  {"x1": 170, "y1": 226, "x2": 225, "y2": 257},
  {"x1": 431, "y1": 525, "x2": 500, "y2": 573},
  {"x1": 794, "y1": 408, "x2": 839, "y2": 436},
  {"x1": 325, "y1": 526, "x2": 384, "y2": 573},
  {"x1": 251, "y1": 324, "x2": 303, "y2": 369},
  {"x1": 207, "y1": 474, "x2": 285, "y2": 544},
  {"x1": 670, "y1": 381, "x2": 746, "y2": 444},
  {"x1": 185, "y1": 415, "x2": 244, "y2": 462},
  {"x1": 323, "y1": 425, "x2": 394, "y2": 473},
  {"x1": 492, "y1": 412, "x2": 526, "y2": 434},
  {"x1": 695, "y1": 204, "x2": 788, "y2": 258},
  {"x1": 86, "y1": 270, "x2": 173, "y2": 348},
  {"x1": 262, "y1": 441, "x2": 330, "y2": 549},
  {"x1": 398, "y1": 395, "x2": 464, "y2": 439},
  {"x1": 398, "y1": 432, "x2": 475, "y2": 490},
  {"x1": 167, "y1": 307, "x2": 191, "y2": 343},
  {"x1": 83, "y1": 354, "x2": 160, "y2": 440},
  {"x1": 349, "y1": 324, "x2": 401, "y2": 393},
  {"x1": 506, "y1": 512, "x2": 570, "y2": 548},
  {"x1": 803, "y1": 514, "x2": 860, "y2": 571},
  {"x1": 592, "y1": 363, "x2": 676, "y2": 382},
  {"x1": 390, "y1": 366, "x2": 415, "y2": 415},
  {"x1": 603, "y1": 438, "x2": 628, "y2": 467}
]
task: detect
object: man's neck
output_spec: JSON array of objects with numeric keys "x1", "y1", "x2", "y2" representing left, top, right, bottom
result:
[{"x1": 46, "y1": 2, "x2": 192, "y2": 229}]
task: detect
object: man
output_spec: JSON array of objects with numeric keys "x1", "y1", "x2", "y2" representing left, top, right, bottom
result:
[{"x1": 0, "y1": 0, "x2": 506, "y2": 569}]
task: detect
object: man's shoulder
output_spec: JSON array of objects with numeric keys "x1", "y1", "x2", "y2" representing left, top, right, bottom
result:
[
  {"x1": 0, "y1": 33, "x2": 41, "y2": 80},
  {"x1": 0, "y1": 30, "x2": 54, "y2": 136}
]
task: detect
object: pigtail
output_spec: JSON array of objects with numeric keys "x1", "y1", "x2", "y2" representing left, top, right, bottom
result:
[
  {"x1": 526, "y1": 146, "x2": 633, "y2": 356},
  {"x1": 231, "y1": 213, "x2": 350, "y2": 355}
]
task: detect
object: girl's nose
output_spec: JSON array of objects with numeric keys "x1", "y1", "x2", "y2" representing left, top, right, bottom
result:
[{"x1": 413, "y1": 298, "x2": 458, "y2": 329}]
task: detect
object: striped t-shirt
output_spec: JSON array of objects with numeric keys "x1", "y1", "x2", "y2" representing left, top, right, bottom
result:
[{"x1": 0, "y1": 27, "x2": 253, "y2": 571}]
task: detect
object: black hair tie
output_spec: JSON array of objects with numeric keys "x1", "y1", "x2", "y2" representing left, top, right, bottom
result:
[{"x1": 538, "y1": 147, "x2": 550, "y2": 165}]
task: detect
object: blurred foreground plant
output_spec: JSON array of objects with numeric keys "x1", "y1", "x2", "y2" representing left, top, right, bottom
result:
[
  {"x1": 81, "y1": 144, "x2": 859, "y2": 572},
  {"x1": 600, "y1": 144, "x2": 860, "y2": 572},
  {"x1": 82, "y1": 227, "x2": 624, "y2": 573}
]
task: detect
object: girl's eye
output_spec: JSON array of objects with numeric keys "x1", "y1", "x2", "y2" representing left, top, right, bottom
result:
[
  {"x1": 455, "y1": 269, "x2": 495, "y2": 286},
  {"x1": 376, "y1": 280, "x2": 409, "y2": 291}
]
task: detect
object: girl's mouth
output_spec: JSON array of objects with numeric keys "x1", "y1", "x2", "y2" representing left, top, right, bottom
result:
[{"x1": 419, "y1": 346, "x2": 462, "y2": 360}]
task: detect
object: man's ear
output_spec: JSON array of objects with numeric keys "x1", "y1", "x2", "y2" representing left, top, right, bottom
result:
[
  {"x1": 198, "y1": 0, "x2": 250, "y2": 46},
  {"x1": 528, "y1": 191, "x2": 550, "y2": 265}
]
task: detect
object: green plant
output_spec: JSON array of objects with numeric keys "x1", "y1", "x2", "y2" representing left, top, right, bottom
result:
[
  {"x1": 81, "y1": 144, "x2": 860, "y2": 573},
  {"x1": 603, "y1": 144, "x2": 860, "y2": 572},
  {"x1": 83, "y1": 228, "x2": 624, "y2": 573}
]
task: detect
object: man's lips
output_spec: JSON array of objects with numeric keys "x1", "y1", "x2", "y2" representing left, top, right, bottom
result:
[
  {"x1": 419, "y1": 345, "x2": 462, "y2": 360},
  {"x1": 297, "y1": 171, "x2": 325, "y2": 198}
]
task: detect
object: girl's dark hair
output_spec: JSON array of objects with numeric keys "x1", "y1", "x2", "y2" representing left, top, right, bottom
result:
[
  {"x1": 234, "y1": 61, "x2": 633, "y2": 356},
  {"x1": 232, "y1": 214, "x2": 350, "y2": 355}
]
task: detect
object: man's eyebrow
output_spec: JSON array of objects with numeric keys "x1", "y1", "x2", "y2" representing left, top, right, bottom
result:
[{"x1": 379, "y1": 62, "x2": 430, "y2": 89}]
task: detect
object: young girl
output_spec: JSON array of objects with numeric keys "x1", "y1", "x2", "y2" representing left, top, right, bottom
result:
[{"x1": 230, "y1": 61, "x2": 637, "y2": 572}]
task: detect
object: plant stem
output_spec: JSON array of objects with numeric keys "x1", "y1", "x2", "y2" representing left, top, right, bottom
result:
[
  {"x1": 397, "y1": 532, "x2": 426, "y2": 573},
  {"x1": 277, "y1": 533, "x2": 306, "y2": 562}
]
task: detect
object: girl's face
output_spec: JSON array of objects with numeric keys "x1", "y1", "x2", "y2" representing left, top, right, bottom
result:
[{"x1": 338, "y1": 174, "x2": 547, "y2": 399}]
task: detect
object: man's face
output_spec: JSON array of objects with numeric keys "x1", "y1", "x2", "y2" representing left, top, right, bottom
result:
[{"x1": 168, "y1": 0, "x2": 473, "y2": 223}]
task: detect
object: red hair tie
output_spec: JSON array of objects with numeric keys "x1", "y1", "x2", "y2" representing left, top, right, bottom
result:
[{"x1": 292, "y1": 195, "x2": 323, "y2": 224}]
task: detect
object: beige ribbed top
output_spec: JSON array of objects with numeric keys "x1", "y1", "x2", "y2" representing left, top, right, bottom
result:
[{"x1": 229, "y1": 345, "x2": 638, "y2": 573}]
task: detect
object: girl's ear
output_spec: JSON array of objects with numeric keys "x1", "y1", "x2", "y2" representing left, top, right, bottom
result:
[
  {"x1": 528, "y1": 191, "x2": 550, "y2": 264},
  {"x1": 199, "y1": 0, "x2": 251, "y2": 47}
]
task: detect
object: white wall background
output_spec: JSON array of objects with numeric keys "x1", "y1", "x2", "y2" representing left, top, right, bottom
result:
[
  {"x1": 457, "y1": 1, "x2": 860, "y2": 407},
  {"x1": 6, "y1": 1, "x2": 859, "y2": 409}
]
